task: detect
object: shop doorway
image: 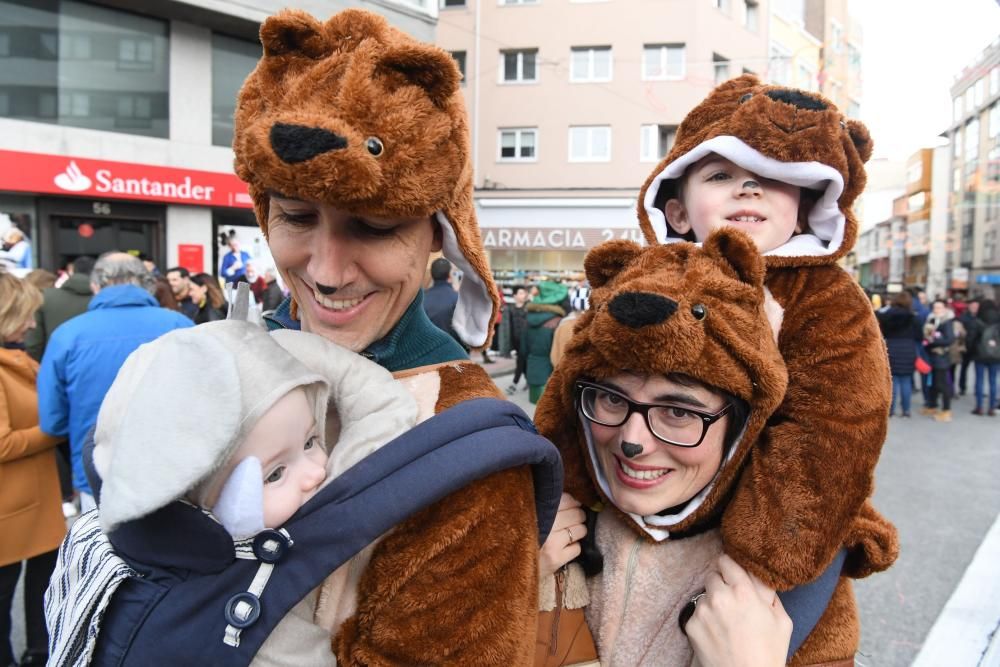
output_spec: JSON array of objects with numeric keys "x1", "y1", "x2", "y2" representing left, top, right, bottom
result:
[{"x1": 38, "y1": 197, "x2": 165, "y2": 272}]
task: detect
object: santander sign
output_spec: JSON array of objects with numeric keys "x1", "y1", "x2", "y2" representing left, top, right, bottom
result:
[{"x1": 2, "y1": 149, "x2": 252, "y2": 209}]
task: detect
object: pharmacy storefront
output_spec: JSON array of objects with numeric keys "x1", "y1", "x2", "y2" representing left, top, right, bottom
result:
[{"x1": 476, "y1": 197, "x2": 643, "y2": 286}]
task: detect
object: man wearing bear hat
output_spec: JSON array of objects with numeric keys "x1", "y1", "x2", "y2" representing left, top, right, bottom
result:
[{"x1": 227, "y1": 7, "x2": 558, "y2": 665}]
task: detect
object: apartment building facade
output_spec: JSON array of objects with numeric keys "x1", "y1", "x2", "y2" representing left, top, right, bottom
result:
[
  {"x1": 944, "y1": 37, "x2": 1000, "y2": 296},
  {"x1": 436, "y1": 0, "x2": 772, "y2": 282},
  {"x1": 0, "y1": 0, "x2": 435, "y2": 274}
]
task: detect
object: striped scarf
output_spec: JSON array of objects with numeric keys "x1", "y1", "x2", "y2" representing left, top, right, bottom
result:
[{"x1": 44, "y1": 511, "x2": 136, "y2": 667}]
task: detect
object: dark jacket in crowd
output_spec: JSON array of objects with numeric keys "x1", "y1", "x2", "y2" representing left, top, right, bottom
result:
[
  {"x1": 25, "y1": 272, "x2": 93, "y2": 361},
  {"x1": 423, "y1": 280, "x2": 460, "y2": 343},
  {"x1": 876, "y1": 306, "x2": 921, "y2": 376},
  {"x1": 193, "y1": 301, "x2": 227, "y2": 325},
  {"x1": 498, "y1": 302, "x2": 528, "y2": 357},
  {"x1": 924, "y1": 315, "x2": 957, "y2": 370},
  {"x1": 967, "y1": 302, "x2": 1000, "y2": 363},
  {"x1": 261, "y1": 281, "x2": 284, "y2": 312},
  {"x1": 521, "y1": 304, "x2": 565, "y2": 388}
]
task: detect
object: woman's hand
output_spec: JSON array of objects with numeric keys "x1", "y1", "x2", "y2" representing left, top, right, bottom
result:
[
  {"x1": 539, "y1": 493, "x2": 588, "y2": 578},
  {"x1": 686, "y1": 554, "x2": 792, "y2": 667}
]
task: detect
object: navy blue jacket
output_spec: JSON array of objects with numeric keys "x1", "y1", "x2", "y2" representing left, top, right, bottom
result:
[
  {"x1": 85, "y1": 399, "x2": 561, "y2": 666},
  {"x1": 877, "y1": 307, "x2": 921, "y2": 376},
  {"x1": 422, "y1": 280, "x2": 460, "y2": 343}
]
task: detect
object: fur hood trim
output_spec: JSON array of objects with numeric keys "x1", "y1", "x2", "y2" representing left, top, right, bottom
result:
[{"x1": 641, "y1": 136, "x2": 846, "y2": 259}]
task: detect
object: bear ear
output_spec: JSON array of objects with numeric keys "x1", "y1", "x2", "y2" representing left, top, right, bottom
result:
[
  {"x1": 701, "y1": 228, "x2": 764, "y2": 288},
  {"x1": 260, "y1": 10, "x2": 327, "y2": 59},
  {"x1": 584, "y1": 240, "x2": 644, "y2": 288},
  {"x1": 378, "y1": 44, "x2": 461, "y2": 108},
  {"x1": 845, "y1": 119, "x2": 873, "y2": 163}
]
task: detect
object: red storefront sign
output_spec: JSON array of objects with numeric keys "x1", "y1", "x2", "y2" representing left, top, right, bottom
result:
[
  {"x1": 0, "y1": 149, "x2": 253, "y2": 209},
  {"x1": 177, "y1": 244, "x2": 205, "y2": 274}
]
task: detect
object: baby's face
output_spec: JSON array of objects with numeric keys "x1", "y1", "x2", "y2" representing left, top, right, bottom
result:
[
  {"x1": 237, "y1": 387, "x2": 328, "y2": 528},
  {"x1": 665, "y1": 154, "x2": 802, "y2": 253}
]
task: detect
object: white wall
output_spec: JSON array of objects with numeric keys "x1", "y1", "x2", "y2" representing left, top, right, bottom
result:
[
  {"x1": 166, "y1": 205, "x2": 213, "y2": 272},
  {"x1": 170, "y1": 21, "x2": 213, "y2": 146},
  {"x1": 928, "y1": 145, "x2": 950, "y2": 298}
]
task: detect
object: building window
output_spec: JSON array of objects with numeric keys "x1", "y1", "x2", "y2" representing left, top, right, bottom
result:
[
  {"x1": 441, "y1": 0, "x2": 466, "y2": 7},
  {"x1": 830, "y1": 20, "x2": 843, "y2": 54},
  {"x1": 499, "y1": 0, "x2": 539, "y2": 5},
  {"x1": 992, "y1": 67, "x2": 1000, "y2": 97},
  {"x1": 642, "y1": 44, "x2": 685, "y2": 80},
  {"x1": 966, "y1": 118, "x2": 979, "y2": 163},
  {"x1": 847, "y1": 43, "x2": 861, "y2": 75},
  {"x1": 990, "y1": 103, "x2": 1000, "y2": 140},
  {"x1": 954, "y1": 96, "x2": 963, "y2": 122},
  {"x1": 965, "y1": 86, "x2": 975, "y2": 113},
  {"x1": 714, "y1": 0, "x2": 730, "y2": 13},
  {"x1": 769, "y1": 42, "x2": 791, "y2": 86},
  {"x1": 0, "y1": 0, "x2": 168, "y2": 138},
  {"x1": 640, "y1": 124, "x2": 676, "y2": 163},
  {"x1": 953, "y1": 166, "x2": 961, "y2": 192},
  {"x1": 212, "y1": 33, "x2": 260, "y2": 147},
  {"x1": 798, "y1": 63, "x2": 815, "y2": 91},
  {"x1": 908, "y1": 192, "x2": 926, "y2": 213},
  {"x1": 118, "y1": 36, "x2": 154, "y2": 71},
  {"x1": 744, "y1": 0, "x2": 759, "y2": 32},
  {"x1": 713, "y1": 53, "x2": 730, "y2": 85},
  {"x1": 569, "y1": 125, "x2": 611, "y2": 162},
  {"x1": 974, "y1": 78, "x2": 985, "y2": 108},
  {"x1": 450, "y1": 50, "x2": 467, "y2": 82},
  {"x1": 570, "y1": 46, "x2": 612, "y2": 82},
  {"x1": 501, "y1": 49, "x2": 538, "y2": 83},
  {"x1": 907, "y1": 161, "x2": 922, "y2": 184},
  {"x1": 498, "y1": 128, "x2": 537, "y2": 161}
]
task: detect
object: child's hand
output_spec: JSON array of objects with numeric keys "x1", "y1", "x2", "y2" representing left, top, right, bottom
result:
[
  {"x1": 686, "y1": 554, "x2": 792, "y2": 667},
  {"x1": 539, "y1": 493, "x2": 587, "y2": 578}
]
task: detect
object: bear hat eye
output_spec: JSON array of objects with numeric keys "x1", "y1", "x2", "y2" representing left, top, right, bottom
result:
[
  {"x1": 738, "y1": 93, "x2": 753, "y2": 104},
  {"x1": 691, "y1": 304, "x2": 707, "y2": 320},
  {"x1": 365, "y1": 137, "x2": 384, "y2": 156}
]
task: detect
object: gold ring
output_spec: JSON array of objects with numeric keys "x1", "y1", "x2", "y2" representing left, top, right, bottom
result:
[{"x1": 565, "y1": 526, "x2": 574, "y2": 545}]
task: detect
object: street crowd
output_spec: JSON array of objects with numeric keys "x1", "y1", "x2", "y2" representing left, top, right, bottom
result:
[{"x1": 0, "y1": 6, "x2": 993, "y2": 667}]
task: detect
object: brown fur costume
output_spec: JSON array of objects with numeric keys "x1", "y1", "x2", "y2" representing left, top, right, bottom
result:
[
  {"x1": 232, "y1": 9, "x2": 539, "y2": 664},
  {"x1": 630, "y1": 74, "x2": 897, "y2": 662}
]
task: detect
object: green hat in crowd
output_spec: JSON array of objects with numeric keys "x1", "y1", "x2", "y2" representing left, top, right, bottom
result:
[{"x1": 534, "y1": 281, "x2": 569, "y2": 305}]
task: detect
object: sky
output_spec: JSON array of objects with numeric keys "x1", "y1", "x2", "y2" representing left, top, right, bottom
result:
[{"x1": 853, "y1": 0, "x2": 1000, "y2": 162}]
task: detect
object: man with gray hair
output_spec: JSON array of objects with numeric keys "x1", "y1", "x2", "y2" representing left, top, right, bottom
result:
[{"x1": 37, "y1": 252, "x2": 193, "y2": 511}]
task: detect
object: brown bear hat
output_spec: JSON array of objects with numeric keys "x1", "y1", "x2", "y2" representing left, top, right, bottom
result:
[
  {"x1": 232, "y1": 8, "x2": 497, "y2": 347},
  {"x1": 534, "y1": 228, "x2": 788, "y2": 539},
  {"x1": 637, "y1": 74, "x2": 873, "y2": 268}
]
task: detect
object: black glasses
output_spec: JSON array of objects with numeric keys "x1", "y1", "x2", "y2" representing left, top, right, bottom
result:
[{"x1": 575, "y1": 380, "x2": 731, "y2": 448}]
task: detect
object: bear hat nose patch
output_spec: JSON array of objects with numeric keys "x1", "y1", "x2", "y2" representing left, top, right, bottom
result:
[
  {"x1": 608, "y1": 292, "x2": 678, "y2": 328},
  {"x1": 270, "y1": 123, "x2": 348, "y2": 164}
]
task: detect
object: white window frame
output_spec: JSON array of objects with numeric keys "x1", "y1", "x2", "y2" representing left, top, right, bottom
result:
[
  {"x1": 569, "y1": 125, "x2": 611, "y2": 163},
  {"x1": 713, "y1": 53, "x2": 730, "y2": 85},
  {"x1": 744, "y1": 0, "x2": 759, "y2": 32},
  {"x1": 769, "y1": 42, "x2": 791, "y2": 86},
  {"x1": 640, "y1": 125, "x2": 659, "y2": 163},
  {"x1": 570, "y1": 46, "x2": 612, "y2": 83},
  {"x1": 497, "y1": 127, "x2": 538, "y2": 162},
  {"x1": 499, "y1": 49, "x2": 538, "y2": 84},
  {"x1": 642, "y1": 44, "x2": 685, "y2": 81},
  {"x1": 829, "y1": 19, "x2": 843, "y2": 54}
]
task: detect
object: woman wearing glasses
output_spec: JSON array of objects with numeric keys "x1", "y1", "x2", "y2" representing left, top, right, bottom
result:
[{"x1": 534, "y1": 230, "x2": 858, "y2": 666}]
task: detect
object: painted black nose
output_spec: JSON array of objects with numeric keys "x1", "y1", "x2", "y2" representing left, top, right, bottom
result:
[
  {"x1": 765, "y1": 89, "x2": 828, "y2": 111},
  {"x1": 270, "y1": 123, "x2": 348, "y2": 164},
  {"x1": 621, "y1": 442, "x2": 643, "y2": 458},
  {"x1": 609, "y1": 292, "x2": 677, "y2": 328}
]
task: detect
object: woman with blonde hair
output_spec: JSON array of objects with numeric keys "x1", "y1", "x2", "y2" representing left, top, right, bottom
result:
[{"x1": 0, "y1": 272, "x2": 65, "y2": 667}]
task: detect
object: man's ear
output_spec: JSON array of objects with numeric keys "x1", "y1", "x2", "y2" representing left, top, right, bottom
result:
[{"x1": 664, "y1": 198, "x2": 691, "y2": 236}]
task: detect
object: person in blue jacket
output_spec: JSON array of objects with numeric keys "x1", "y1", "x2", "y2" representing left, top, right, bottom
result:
[
  {"x1": 220, "y1": 234, "x2": 253, "y2": 284},
  {"x1": 36, "y1": 252, "x2": 192, "y2": 511}
]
